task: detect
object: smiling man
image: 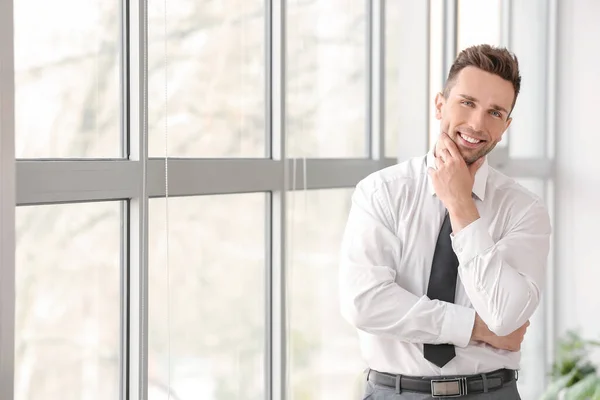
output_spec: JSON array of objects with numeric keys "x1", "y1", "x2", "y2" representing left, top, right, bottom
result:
[{"x1": 339, "y1": 45, "x2": 551, "y2": 399}]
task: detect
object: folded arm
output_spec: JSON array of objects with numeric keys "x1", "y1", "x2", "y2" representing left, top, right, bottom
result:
[
  {"x1": 451, "y1": 200, "x2": 551, "y2": 336},
  {"x1": 339, "y1": 179, "x2": 475, "y2": 348}
]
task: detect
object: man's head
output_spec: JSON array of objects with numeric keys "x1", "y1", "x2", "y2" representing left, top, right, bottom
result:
[{"x1": 435, "y1": 44, "x2": 521, "y2": 164}]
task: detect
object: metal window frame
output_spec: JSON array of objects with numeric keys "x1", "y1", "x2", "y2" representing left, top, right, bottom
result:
[
  {"x1": 0, "y1": 1, "x2": 16, "y2": 400},
  {"x1": 1, "y1": 1, "x2": 559, "y2": 399},
  {"x1": 267, "y1": 1, "x2": 285, "y2": 399},
  {"x1": 126, "y1": 0, "x2": 148, "y2": 399},
  {"x1": 443, "y1": 0, "x2": 457, "y2": 79}
]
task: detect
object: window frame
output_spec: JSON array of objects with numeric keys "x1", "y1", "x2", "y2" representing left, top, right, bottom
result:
[
  {"x1": 0, "y1": 0, "x2": 16, "y2": 398},
  {"x1": 0, "y1": 0, "x2": 557, "y2": 399}
]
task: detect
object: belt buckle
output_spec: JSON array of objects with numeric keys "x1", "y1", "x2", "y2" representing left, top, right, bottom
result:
[{"x1": 431, "y1": 377, "x2": 468, "y2": 397}]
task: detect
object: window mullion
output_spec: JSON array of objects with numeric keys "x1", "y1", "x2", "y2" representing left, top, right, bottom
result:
[
  {"x1": 127, "y1": 0, "x2": 149, "y2": 399},
  {"x1": 0, "y1": 0, "x2": 16, "y2": 398}
]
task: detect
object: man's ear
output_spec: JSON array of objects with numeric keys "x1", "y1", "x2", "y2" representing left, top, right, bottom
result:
[
  {"x1": 504, "y1": 116, "x2": 513, "y2": 132},
  {"x1": 434, "y1": 92, "x2": 445, "y2": 120},
  {"x1": 497, "y1": 117, "x2": 512, "y2": 142}
]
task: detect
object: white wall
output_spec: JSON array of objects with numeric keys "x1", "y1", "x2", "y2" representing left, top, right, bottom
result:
[{"x1": 555, "y1": 0, "x2": 600, "y2": 341}]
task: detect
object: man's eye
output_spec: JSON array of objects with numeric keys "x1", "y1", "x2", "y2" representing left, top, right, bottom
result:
[
  {"x1": 491, "y1": 110, "x2": 502, "y2": 118},
  {"x1": 461, "y1": 100, "x2": 474, "y2": 107}
]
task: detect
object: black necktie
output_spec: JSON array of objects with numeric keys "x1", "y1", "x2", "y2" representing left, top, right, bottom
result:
[{"x1": 423, "y1": 212, "x2": 459, "y2": 368}]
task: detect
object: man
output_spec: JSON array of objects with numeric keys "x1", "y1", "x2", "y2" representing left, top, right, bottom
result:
[{"x1": 339, "y1": 44, "x2": 551, "y2": 399}]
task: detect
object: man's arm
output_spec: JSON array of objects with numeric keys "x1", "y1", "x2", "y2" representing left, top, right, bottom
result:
[
  {"x1": 450, "y1": 200, "x2": 551, "y2": 336},
  {"x1": 430, "y1": 134, "x2": 552, "y2": 336},
  {"x1": 339, "y1": 177, "x2": 475, "y2": 348},
  {"x1": 472, "y1": 313, "x2": 530, "y2": 352}
]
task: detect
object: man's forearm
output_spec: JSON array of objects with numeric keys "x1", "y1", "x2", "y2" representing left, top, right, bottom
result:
[
  {"x1": 447, "y1": 198, "x2": 480, "y2": 234},
  {"x1": 471, "y1": 313, "x2": 531, "y2": 352},
  {"x1": 340, "y1": 275, "x2": 476, "y2": 347},
  {"x1": 471, "y1": 313, "x2": 494, "y2": 342}
]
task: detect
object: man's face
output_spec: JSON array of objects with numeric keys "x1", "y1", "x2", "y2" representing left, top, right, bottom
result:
[{"x1": 435, "y1": 66, "x2": 514, "y2": 164}]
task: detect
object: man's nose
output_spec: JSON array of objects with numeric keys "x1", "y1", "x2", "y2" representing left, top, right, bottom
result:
[{"x1": 468, "y1": 111, "x2": 487, "y2": 133}]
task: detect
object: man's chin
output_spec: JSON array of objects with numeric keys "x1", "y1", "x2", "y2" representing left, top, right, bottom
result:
[
  {"x1": 456, "y1": 145, "x2": 487, "y2": 164},
  {"x1": 441, "y1": 133, "x2": 489, "y2": 164},
  {"x1": 461, "y1": 150, "x2": 483, "y2": 165},
  {"x1": 465, "y1": 154, "x2": 486, "y2": 165},
  {"x1": 455, "y1": 148, "x2": 473, "y2": 164}
]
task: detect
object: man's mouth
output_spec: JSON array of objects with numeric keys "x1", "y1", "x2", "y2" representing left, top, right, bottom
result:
[{"x1": 457, "y1": 131, "x2": 485, "y2": 148}]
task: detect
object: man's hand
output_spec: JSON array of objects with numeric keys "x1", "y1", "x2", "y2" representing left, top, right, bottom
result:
[
  {"x1": 428, "y1": 133, "x2": 484, "y2": 232},
  {"x1": 471, "y1": 313, "x2": 530, "y2": 351}
]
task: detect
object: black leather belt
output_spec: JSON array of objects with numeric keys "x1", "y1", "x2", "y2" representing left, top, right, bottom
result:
[{"x1": 367, "y1": 368, "x2": 516, "y2": 397}]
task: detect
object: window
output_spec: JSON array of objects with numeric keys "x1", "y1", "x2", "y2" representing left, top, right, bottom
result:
[
  {"x1": 148, "y1": 194, "x2": 266, "y2": 400},
  {"x1": 428, "y1": 0, "x2": 445, "y2": 148},
  {"x1": 14, "y1": 0, "x2": 121, "y2": 158},
  {"x1": 385, "y1": 0, "x2": 401, "y2": 158},
  {"x1": 506, "y1": 1, "x2": 549, "y2": 158},
  {"x1": 2, "y1": 2, "x2": 556, "y2": 399},
  {"x1": 147, "y1": 1, "x2": 265, "y2": 158},
  {"x1": 287, "y1": 189, "x2": 365, "y2": 400},
  {"x1": 457, "y1": 0, "x2": 502, "y2": 51},
  {"x1": 287, "y1": 0, "x2": 367, "y2": 158},
  {"x1": 515, "y1": 178, "x2": 550, "y2": 400},
  {"x1": 15, "y1": 202, "x2": 122, "y2": 400}
]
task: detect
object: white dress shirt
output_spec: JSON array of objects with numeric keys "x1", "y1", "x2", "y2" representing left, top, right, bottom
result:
[{"x1": 339, "y1": 151, "x2": 551, "y2": 376}]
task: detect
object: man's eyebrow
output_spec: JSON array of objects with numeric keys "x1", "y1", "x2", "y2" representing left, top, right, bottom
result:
[
  {"x1": 458, "y1": 94, "x2": 477, "y2": 102},
  {"x1": 491, "y1": 103, "x2": 509, "y2": 114},
  {"x1": 458, "y1": 94, "x2": 509, "y2": 114}
]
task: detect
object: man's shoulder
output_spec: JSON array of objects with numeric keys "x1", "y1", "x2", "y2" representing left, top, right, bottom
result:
[
  {"x1": 357, "y1": 155, "x2": 426, "y2": 193},
  {"x1": 487, "y1": 167, "x2": 546, "y2": 209}
]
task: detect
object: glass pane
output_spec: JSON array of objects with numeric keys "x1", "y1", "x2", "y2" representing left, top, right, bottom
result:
[
  {"x1": 385, "y1": 0, "x2": 400, "y2": 158},
  {"x1": 457, "y1": 0, "x2": 502, "y2": 51},
  {"x1": 149, "y1": 194, "x2": 266, "y2": 400},
  {"x1": 15, "y1": 202, "x2": 122, "y2": 400},
  {"x1": 14, "y1": 0, "x2": 121, "y2": 158},
  {"x1": 507, "y1": 1, "x2": 548, "y2": 158},
  {"x1": 287, "y1": 0, "x2": 367, "y2": 158},
  {"x1": 287, "y1": 189, "x2": 365, "y2": 400},
  {"x1": 148, "y1": 1, "x2": 265, "y2": 158},
  {"x1": 429, "y1": 0, "x2": 445, "y2": 149},
  {"x1": 515, "y1": 178, "x2": 548, "y2": 400}
]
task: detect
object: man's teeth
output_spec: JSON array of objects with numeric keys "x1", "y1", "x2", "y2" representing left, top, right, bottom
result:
[{"x1": 459, "y1": 133, "x2": 481, "y2": 144}]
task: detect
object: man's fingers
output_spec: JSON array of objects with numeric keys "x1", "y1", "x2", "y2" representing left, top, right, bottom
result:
[
  {"x1": 441, "y1": 133, "x2": 461, "y2": 159},
  {"x1": 440, "y1": 149, "x2": 451, "y2": 162}
]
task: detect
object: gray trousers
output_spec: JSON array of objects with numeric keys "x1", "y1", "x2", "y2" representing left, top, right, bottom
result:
[{"x1": 362, "y1": 377, "x2": 521, "y2": 400}]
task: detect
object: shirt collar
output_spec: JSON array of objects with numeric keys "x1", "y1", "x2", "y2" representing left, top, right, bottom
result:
[{"x1": 426, "y1": 149, "x2": 488, "y2": 201}]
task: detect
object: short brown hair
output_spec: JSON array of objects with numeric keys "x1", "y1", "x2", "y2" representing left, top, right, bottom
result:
[{"x1": 443, "y1": 44, "x2": 521, "y2": 112}]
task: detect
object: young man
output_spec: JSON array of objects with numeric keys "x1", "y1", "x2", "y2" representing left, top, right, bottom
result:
[{"x1": 339, "y1": 44, "x2": 551, "y2": 399}]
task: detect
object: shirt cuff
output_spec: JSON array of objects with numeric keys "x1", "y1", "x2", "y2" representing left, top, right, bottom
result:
[
  {"x1": 451, "y1": 218, "x2": 495, "y2": 265},
  {"x1": 439, "y1": 303, "x2": 476, "y2": 348}
]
